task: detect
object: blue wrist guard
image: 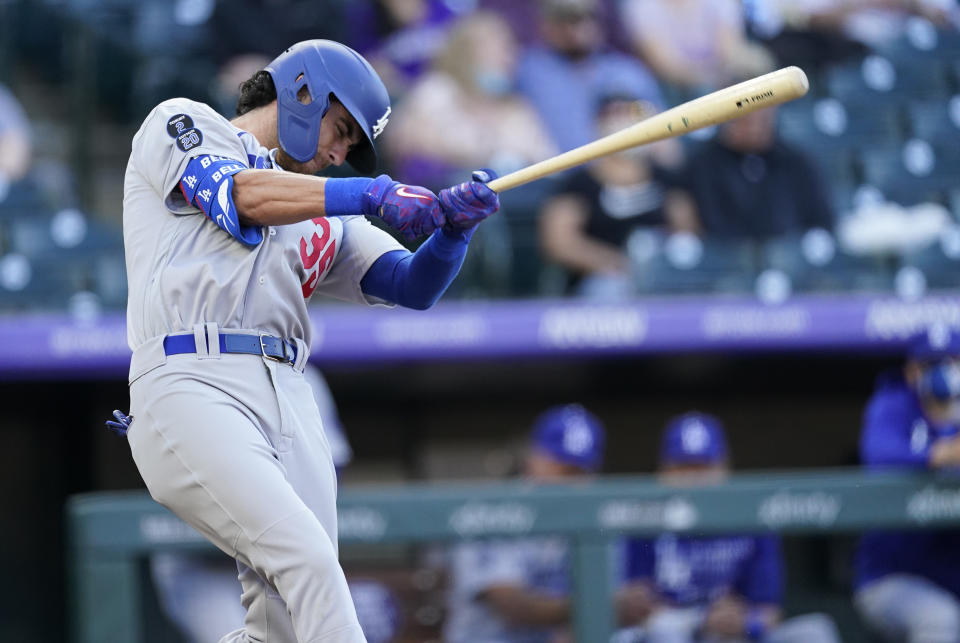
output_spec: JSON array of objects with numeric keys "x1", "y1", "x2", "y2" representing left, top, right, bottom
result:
[
  {"x1": 323, "y1": 177, "x2": 375, "y2": 216},
  {"x1": 746, "y1": 613, "x2": 768, "y2": 641}
]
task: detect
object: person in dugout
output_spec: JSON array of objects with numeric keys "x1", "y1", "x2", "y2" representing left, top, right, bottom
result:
[
  {"x1": 614, "y1": 412, "x2": 841, "y2": 643},
  {"x1": 445, "y1": 403, "x2": 617, "y2": 643},
  {"x1": 854, "y1": 325, "x2": 960, "y2": 643}
]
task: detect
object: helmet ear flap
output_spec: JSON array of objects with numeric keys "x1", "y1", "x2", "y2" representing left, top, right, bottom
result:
[{"x1": 275, "y1": 77, "x2": 329, "y2": 163}]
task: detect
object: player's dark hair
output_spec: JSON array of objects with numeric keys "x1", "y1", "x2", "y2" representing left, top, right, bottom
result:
[{"x1": 236, "y1": 70, "x2": 277, "y2": 116}]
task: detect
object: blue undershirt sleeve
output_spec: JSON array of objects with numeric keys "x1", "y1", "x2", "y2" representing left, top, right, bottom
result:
[
  {"x1": 861, "y1": 391, "x2": 931, "y2": 468},
  {"x1": 360, "y1": 226, "x2": 473, "y2": 310},
  {"x1": 736, "y1": 535, "x2": 784, "y2": 606}
]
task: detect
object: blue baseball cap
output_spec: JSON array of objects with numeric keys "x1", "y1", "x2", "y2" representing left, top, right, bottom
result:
[
  {"x1": 908, "y1": 324, "x2": 960, "y2": 362},
  {"x1": 531, "y1": 404, "x2": 606, "y2": 471},
  {"x1": 660, "y1": 412, "x2": 728, "y2": 465}
]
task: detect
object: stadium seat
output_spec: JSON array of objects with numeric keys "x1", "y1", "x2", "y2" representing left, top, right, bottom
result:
[
  {"x1": 91, "y1": 251, "x2": 128, "y2": 308},
  {"x1": 859, "y1": 140, "x2": 960, "y2": 205},
  {"x1": 0, "y1": 180, "x2": 49, "y2": 221},
  {"x1": 8, "y1": 214, "x2": 58, "y2": 256},
  {"x1": 632, "y1": 234, "x2": 756, "y2": 295},
  {"x1": 0, "y1": 250, "x2": 79, "y2": 310},
  {"x1": 826, "y1": 56, "x2": 948, "y2": 105},
  {"x1": 763, "y1": 232, "x2": 890, "y2": 293},
  {"x1": 503, "y1": 182, "x2": 561, "y2": 296},
  {"x1": 949, "y1": 189, "x2": 960, "y2": 222},
  {"x1": 779, "y1": 97, "x2": 901, "y2": 150},
  {"x1": 900, "y1": 232, "x2": 960, "y2": 291},
  {"x1": 778, "y1": 97, "x2": 888, "y2": 200},
  {"x1": 878, "y1": 20, "x2": 960, "y2": 62},
  {"x1": 7, "y1": 209, "x2": 123, "y2": 257},
  {"x1": 907, "y1": 96, "x2": 960, "y2": 143},
  {"x1": 830, "y1": 181, "x2": 860, "y2": 217}
]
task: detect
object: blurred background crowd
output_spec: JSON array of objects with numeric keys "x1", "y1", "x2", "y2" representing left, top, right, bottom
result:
[
  {"x1": 2, "y1": 0, "x2": 960, "y2": 310},
  {"x1": 3, "y1": 0, "x2": 960, "y2": 642}
]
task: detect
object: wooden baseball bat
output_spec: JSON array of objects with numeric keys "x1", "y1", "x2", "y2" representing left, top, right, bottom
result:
[{"x1": 486, "y1": 66, "x2": 809, "y2": 193}]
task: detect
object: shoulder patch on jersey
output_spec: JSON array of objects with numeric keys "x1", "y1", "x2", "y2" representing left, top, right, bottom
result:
[
  {"x1": 166, "y1": 114, "x2": 195, "y2": 138},
  {"x1": 167, "y1": 113, "x2": 203, "y2": 152},
  {"x1": 176, "y1": 128, "x2": 203, "y2": 152}
]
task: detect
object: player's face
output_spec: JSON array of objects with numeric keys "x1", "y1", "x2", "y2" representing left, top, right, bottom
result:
[
  {"x1": 658, "y1": 462, "x2": 728, "y2": 487},
  {"x1": 276, "y1": 100, "x2": 364, "y2": 175},
  {"x1": 525, "y1": 450, "x2": 590, "y2": 481}
]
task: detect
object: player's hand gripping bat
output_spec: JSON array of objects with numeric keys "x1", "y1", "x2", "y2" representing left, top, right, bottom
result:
[{"x1": 486, "y1": 66, "x2": 809, "y2": 193}]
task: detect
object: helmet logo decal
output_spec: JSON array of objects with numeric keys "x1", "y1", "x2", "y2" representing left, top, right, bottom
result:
[{"x1": 372, "y1": 106, "x2": 391, "y2": 139}]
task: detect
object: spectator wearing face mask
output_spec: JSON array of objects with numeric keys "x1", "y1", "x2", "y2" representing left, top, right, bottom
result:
[
  {"x1": 383, "y1": 11, "x2": 556, "y2": 190},
  {"x1": 854, "y1": 325, "x2": 960, "y2": 643}
]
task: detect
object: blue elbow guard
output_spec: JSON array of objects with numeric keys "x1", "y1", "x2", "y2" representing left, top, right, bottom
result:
[{"x1": 180, "y1": 155, "x2": 263, "y2": 247}]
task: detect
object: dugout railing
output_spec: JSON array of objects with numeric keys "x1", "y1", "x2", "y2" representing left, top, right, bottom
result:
[{"x1": 67, "y1": 469, "x2": 960, "y2": 642}]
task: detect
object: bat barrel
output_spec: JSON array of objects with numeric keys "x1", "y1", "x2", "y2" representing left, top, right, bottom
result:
[{"x1": 486, "y1": 66, "x2": 809, "y2": 193}]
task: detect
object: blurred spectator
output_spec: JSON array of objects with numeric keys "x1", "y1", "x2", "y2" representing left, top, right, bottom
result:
[
  {"x1": 346, "y1": 0, "x2": 467, "y2": 96},
  {"x1": 129, "y1": 0, "x2": 217, "y2": 116},
  {"x1": 671, "y1": 61, "x2": 835, "y2": 240},
  {"x1": 481, "y1": 0, "x2": 634, "y2": 50},
  {"x1": 743, "y1": 0, "x2": 867, "y2": 72},
  {"x1": 514, "y1": 0, "x2": 664, "y2": 154},
  {"x1": 0, "y1": 83, "x2": 31, "y2": 192},
  {"x1": 445, "y1": 404, "x2": 620, "y2": 643},
  {"x1": 745, "y1": 0, "x2": 956, "y2": 50},
  {"x1": 854, "y1": 325, "x2": 960, "y2": 643},
  {"x1": 618, "y1": 0, "x2": 750, "y2": 93},
  {"x1": 211, "y1": 0, "x2": 346, "y2": 64},
  {"x1": 614, "y1": 413, "x2": 841, "y2": 643},
  {"x1": 384, "y1": 11, "x2": 556, "y2": 188},
  {"x1": 538, "y1": 93, "x2": 689, "y2": 299},
  {"x1": 208, "y1": 1, "x2": 347, "y2": 115}
]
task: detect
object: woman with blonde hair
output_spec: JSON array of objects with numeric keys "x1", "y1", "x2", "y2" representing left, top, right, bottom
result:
[{"x1": 384, "y1": 11, "x2": 556, "y2": 189}]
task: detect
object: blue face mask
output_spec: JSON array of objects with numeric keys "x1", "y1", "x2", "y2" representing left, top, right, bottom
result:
[
  {"x1": 918, "y1": 361, "x2": 960, "y2": 401},
  {"x1": 473, "y1": 70, "x2": 513, "y2": 97}
]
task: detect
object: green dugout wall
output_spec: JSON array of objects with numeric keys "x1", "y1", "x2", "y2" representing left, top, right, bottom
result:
[{"x1": 68, "y1": 469, "x2": 960, "y2": 642}]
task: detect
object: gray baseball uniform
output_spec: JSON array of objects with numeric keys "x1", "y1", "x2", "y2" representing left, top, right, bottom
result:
[
  {"x1": 123, "y1": 97, "x2": 402, "y2": 643},
  {"x1": 445, "y1": 537, "x2": 571, "y2": 643},
  {"x1": 150, "y1": 364, "x2": 356, "y2": 643}
]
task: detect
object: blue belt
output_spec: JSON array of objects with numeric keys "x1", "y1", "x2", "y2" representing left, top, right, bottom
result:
[{"x1": 163, "y1": 333, "x2": 297, "y2": 364}]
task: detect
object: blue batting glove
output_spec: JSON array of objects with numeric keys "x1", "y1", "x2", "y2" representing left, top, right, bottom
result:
[
  {"x1": 362, "y1": 175, "x2": 445, "y2": 241},
  {"x1": 439, "y1": 169, "x2": 500, "y2": 232},
  {"x1": 105, "y1": 409, "x2": 132, "y2": 437}
]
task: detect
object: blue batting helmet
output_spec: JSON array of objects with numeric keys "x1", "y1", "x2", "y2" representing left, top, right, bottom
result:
[{"x1": 265, "y1": 40, "x2": 391, "y2": 173}]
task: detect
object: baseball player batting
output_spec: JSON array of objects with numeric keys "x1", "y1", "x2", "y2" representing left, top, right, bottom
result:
[{"x1": 116, "y1": 40, "x2": 498, "y2": 643}]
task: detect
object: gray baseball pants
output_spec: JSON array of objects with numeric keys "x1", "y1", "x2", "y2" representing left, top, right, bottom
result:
[{"x1": 127, "y1": 332, "x2": 365, "y2": 643}]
